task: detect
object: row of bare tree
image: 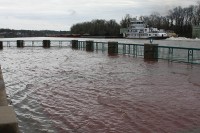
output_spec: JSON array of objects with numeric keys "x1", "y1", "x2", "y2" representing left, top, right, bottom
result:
[
  {"x1": 121, "y1": 2, "x2": 200, "y2": 37},
  {"x1": 71, "y1": 2, "x2": 200, "y2": 38},
  {"x1": 70, "y1": 19, "x2": 120, "y2": 36}
]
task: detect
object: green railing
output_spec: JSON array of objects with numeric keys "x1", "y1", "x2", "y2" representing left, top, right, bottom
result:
[
  {"x1": 118, "y1": 43, "x2": 144, "y2": 57},
  {"x1": 118, "y1": 44, "x2": 200, "y2": 64},
  {"x1": 76, "y1": 41, "x2": 200, "y2": 64},
  {"x1": 1, "y1": 40, "x2": 200, "y2": 64},
  {"x1": 0, "y1": 40, "x2": 71, "y2": 47},
  {"x1": 157, "y1": 46, "x2": 200, "y2": 64}
]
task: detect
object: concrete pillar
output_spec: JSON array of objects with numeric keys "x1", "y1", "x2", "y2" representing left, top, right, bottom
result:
[
  {"x1": 17, "y1": 40, "x2": 24, "y2": 48},
  {"x1": 0, "y1": 66, "x2": 19, "y2": 133},
  {"x1": 0, "y1": 67, "x2": 8, "y2": 106},
  {"x1": 0, "y1": 41, "x2": 3, "y2": 50},
  {"x1": 71, "y1": 40, "x2": 78, "y2": 49},
  {"x1": 144, "y1": 44, "x2": 158, "y2": 61},
  {"x1": 108, "y1": 42, "x2": 118, "y2": 55},
  {"x1": 86, "y1": 41, "x2": 94, "y2": 51},
  {"x1": 0, "y1": 106, "x2": 19, "y2": 133},
  {"x1": 43, "y1": 40, "x2": 51, "y2": 48}
]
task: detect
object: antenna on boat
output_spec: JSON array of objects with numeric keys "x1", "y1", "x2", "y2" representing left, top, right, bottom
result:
[{"x1": 150, "y1": 38, "x2": 153, "y2": 44}]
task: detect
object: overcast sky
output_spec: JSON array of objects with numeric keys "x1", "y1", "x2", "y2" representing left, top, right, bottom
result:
[{"x1": 0, "y1": 0, "x2": 199, "y2": 31}]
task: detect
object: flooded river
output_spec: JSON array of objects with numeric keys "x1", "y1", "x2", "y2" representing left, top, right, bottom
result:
[{"x1": 0, "y1": 37, "x2": 200, "y2": 133}]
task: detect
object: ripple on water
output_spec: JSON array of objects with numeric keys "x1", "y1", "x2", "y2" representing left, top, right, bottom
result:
[{"x1": 0, "y1": 47, "x2": 200, "y2": 133}]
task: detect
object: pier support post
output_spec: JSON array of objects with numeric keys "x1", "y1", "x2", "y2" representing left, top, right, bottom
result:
[
  {"x1": 86, "y1": 41, "x2": 94, "y2": 51},
  {"x1": 0, "y1": 41, "x2": 3, "y2": 50},
  {"x1": 108, "y1": 42, "x2": 118, "y2": 55},
  {"x1": 17, "y1": 40, "x2": 24, "y2": 48},
  {"x1": 43, "y1": 40, "x2": 51, "y2": 48},
  {"x1": 72, "y1": 40, "x2": 78, "y2": 49},
  {"x1": 144, "y1": 44, "x2": 158, "y2": 61}
]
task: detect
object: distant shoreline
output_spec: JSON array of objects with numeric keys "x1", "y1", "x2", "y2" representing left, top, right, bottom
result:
[{"x1": 48, "y1": 34, "x2": 123, "y2": 39}]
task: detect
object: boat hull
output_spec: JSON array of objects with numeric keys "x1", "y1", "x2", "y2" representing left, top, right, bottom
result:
[
  {"x1": 126, "y1": 36, "x2": 169, "y2": 40},
  {"x1": 149, "y1": 36, "x2": 169, "y2": 40}
]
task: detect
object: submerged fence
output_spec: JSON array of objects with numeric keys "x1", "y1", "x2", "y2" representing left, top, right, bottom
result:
[
  {"x1": 75, "y1": 41, "x2": 200, "y2": 64},
  {"x1": 0, "y1": 40, "x2": 71, "y2": 47},
  {"x1": 118, "y1": 43, "x2": 200, "y2": 64},
  {"x1": 0, "y1": 39, "x2": 200, "y2": 64},
  {"x1": 156, "y1": 46, "x2": 200, "y2": 64}
]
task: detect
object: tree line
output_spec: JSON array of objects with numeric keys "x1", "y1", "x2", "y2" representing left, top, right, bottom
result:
[
  {"x1": 141, "y1": 1, "x2": 200, "y2": 38},
  {"x1": 70, "y1": 19, "x2": 120, "y2": 36},
  {"x1": 0, "y1": 28, "x2": 69, "y2": 38},
  {"x1": 71, "y1": 2, "x2": 200, "y2": 38}
]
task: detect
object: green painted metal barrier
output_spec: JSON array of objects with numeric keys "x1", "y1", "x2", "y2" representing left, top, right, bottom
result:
[{"x1": 0, "y1": 40, "x2": 199, "y2": 64}]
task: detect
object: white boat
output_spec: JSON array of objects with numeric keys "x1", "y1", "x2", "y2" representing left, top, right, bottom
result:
[{"x1": 123, "y1": 19, "x2": 169, "y2": 39}]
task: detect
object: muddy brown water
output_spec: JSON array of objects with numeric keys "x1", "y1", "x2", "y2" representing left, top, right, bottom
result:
[{"x1": 0, "y1": 38, "x2": 200, "y2": 133}]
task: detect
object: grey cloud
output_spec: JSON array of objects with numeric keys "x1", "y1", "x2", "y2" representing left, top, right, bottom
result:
[{"x1": 0, "y1": 0, "x2": 199, "y2": 30}]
